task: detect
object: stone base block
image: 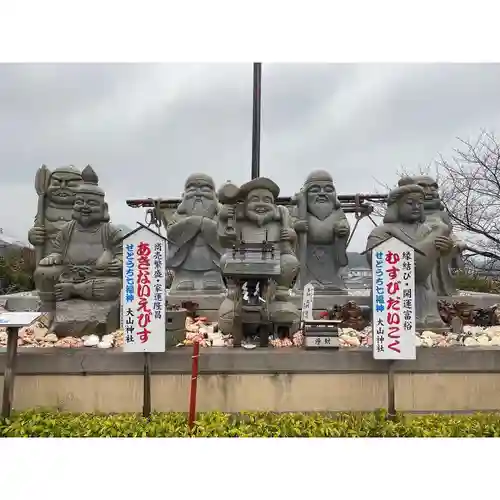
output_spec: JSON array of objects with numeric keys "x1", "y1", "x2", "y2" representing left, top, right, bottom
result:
[
  {"x1": 166, "y1": 308, "x2": 187, "y2": 331},
  {"x1": 51, "y1": 299, "x2": 120, "y2": 338},
  {"x1": 166, "y1": 292, "x2": 226, "y2": 310}
]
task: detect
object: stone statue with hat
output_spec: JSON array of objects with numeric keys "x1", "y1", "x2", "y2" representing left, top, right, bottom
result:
[
  {"x1": 164, "y1": 173, "x2": 225, "y2": 297},
  {"x1": 29, "y1": 165, "x2": 84, "y2": 265},
  {"x1": 398, "y1": 174, "x2": 463, "y2": 296},
  {"x1": 365, "y1": 183, "x2": 453, "y2": 330},
  {"x1": 33, "y1": 165, "x2": 124, "y2": 336},
  {"x1": 291, "y1": 169, "x2": 350, "y2": 293},
  {"x1": 216, "y1": 177, "x2": 300, "y2": 342}
]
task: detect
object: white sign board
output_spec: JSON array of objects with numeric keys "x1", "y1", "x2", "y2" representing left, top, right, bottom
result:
[
  {"x1": 0, "y1": 312, "x2": 41, "y2": 328},
  {"x1": 122, "y1": 225, "x2": 166, "y2": 353},
  {"x1": 371, "y1": 237, "x2": 416, "y2": 360},
  {"x1": 304, "y1": 335, "x2": 338, "y2": 348},
  {"x1": 301, "y1": 282, "x2": 315, "y2": 321}
]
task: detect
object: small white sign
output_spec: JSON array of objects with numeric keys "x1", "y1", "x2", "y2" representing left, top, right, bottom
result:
[
  {"x1": 304, "y1": 335, "x2": 338, "y2": 348},
  {"x1": 0, "y1": 312, "x2": 41, "y2": 328},
  {"x1": 122, "y1": 225, "x2": 167, "y2": 353},
  {"x1": 301, "y1": 282, "x2": 315, "y2": 321},
  {"x1": 371, "y1": 237, "x2": 416, "y2": 360}
]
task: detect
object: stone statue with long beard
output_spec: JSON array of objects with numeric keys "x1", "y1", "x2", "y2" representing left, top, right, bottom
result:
[
  {"x1": 165, "y1": 173, "x2": 225, "y2": 295},
  {"x1": 291, "y1": 170, "x2": 350, "y2": 293}
]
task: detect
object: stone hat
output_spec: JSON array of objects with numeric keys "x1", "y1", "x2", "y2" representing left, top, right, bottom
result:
[
  {"x1": 76, "y1": 165, "x2": 105, "y2": 197},
  {"x1": 386, "y1": 184, "x2": 425, "y2": 205},
  {"x1": 237, "y1": 177, "x2": 280, "y2": 202},
  {"x1": 303, "y1": 169, "x2": 333, "y2": 191},
  {"x1": 398, "y1": 175, "x2": 438, "y2": 188},
  {"x1": 184, "y1": 172, "x2": 215, "y2": 189},
  {"x1": 51, "y1": 165, "x2": 82, "y2": 178}
]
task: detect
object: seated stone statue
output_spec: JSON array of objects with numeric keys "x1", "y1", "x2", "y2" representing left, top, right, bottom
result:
[
  {"x1": 366, "y1": 184, "x2": 453, "y2": 330},
  {"x1": 291, "y1": 169, "x2": 350, "y2": 292},
  {"x1": 165, "y1": 173, "x2": 224, "y2": 295},
  {"x1": 398, "y1": 175, "x2": 463, "y2": 296},
  {"x1": 34, "y1": 166, "x2": 123, "y2": 333},
  {"x1": 28, "y1": 165, "x2": 83, "y2": 262},
  {"x1": 217, "y1": 177, "x2": 300, "y2": 334}
]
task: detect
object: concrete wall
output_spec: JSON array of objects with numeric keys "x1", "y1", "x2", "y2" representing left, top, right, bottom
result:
[{"x1": 3, "y1": 348, "x2": 500, "y2": 413}]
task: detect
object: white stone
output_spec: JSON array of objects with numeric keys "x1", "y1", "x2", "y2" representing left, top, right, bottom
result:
[
  {"x1": 464, "y1": 337, "x2": 479, "y2": 346},
  {"x1": 477, "y1": 335, "x2": 491, "y2": 346},
  {"x1": 490, "y1": 336, "x2": 500, "y2": 346},
  {"x1": 98, "y1": 340, "x2": 113, "y2": 349},
  {"x1": 83, "y1": 334, "x2": 100, "y2": 347},
  {"x1": 45, "y1": 333, "x2": 58, "y2": 343}
]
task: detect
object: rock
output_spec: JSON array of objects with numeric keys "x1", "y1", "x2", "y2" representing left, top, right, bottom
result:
[
  {"x1": 491, "y1": 336, "x2": 500, "y2": 346},
  {"x1": 45, "y1": 333, "x2": 58, "y2": 343},
  {"x1": 464, "y1": 336, "x2": 479, "y2": 347},
  {"x1": 50, "y1": 299, "x2": 120, "y2": 338},
  {"x1": 98, "y1": 340, "x2": 113, "y2": 349},
  {"x1": 83, "y1": 334, "x2": 100, "y2": 347},
  {"x1": 477, "y1": 335, "x2": 491, "y2": 346}
]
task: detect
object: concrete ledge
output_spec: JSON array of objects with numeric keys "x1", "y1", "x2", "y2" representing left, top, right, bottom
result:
[{"x1": 3, "y1": 347, "x2": 500, "y2": 375}]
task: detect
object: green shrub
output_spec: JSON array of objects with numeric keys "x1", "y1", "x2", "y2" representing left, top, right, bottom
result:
[
  {"x1": 2, "y1": 410, "x2": 500, "y2": 437},
  {"x1": 0, "y1": 247, "x2": 35, "y2": 295}
]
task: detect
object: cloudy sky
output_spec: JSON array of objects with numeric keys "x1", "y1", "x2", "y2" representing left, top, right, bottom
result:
[{"x1": 1, "y1": 62, "x2": 500, "y2": 251}]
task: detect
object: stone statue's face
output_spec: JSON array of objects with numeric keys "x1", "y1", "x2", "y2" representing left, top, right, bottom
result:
[
  {"x1": 245, "y1": 188, "x2": 277, "y2": 226},
  {"x1": 415, "y1": 176, "x2": 440, "y2": 208},
  {"x1": 182, "y1": 180, "x2": 217, "y2": 217},
  {"x1": 73, "y1": 192, "x2": 105, "y2": 227},
  {"x1": 397, "y1": 192, "x2": 424, "y2": 223},
  {"x1": 47, "y1": 171, "x2": 82, "y2": 205},
  {"x1": 307, "y1": 181, "x2": 336, "y2": 220}
]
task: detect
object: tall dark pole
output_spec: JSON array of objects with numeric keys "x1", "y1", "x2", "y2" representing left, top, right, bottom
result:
[{"x1": 251, "y1": 63, "x2": 262, "y2": 179}]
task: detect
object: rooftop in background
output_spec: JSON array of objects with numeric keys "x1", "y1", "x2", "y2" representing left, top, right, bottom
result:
[{"x1": 347, "y1": 252, "x2": 369, "y2": 269}]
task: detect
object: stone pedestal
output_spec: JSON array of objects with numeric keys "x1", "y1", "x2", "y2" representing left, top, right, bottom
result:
[{"x1": 51, "y1": 299, "x2": 120, "y2": 338}]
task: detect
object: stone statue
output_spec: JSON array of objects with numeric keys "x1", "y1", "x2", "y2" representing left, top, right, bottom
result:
[
  {"x1": 165, "y1": 173, "x2": 225, "y2": 295},
  {"x1": 28, "y1": 165, "x2": 84, "y2": 264},
  {"x1": 291, "y1": 170, "x2": 350, "y2": 292},
  {"x1": 365, "y1": 184, "x2": 454, "y2": 330},
  {"x1": 398, "y1": 175, "x2": 463, "y2": 296},
  {"x1": 217, "y1": 177, "x2": 300, "y2": 336},
  {"x1": 33, "y1": 165, "x2": 123, "y2": 336}
]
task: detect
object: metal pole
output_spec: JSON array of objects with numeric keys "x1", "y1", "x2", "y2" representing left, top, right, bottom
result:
[
  {"x1": 142, "y1": 352, "x2": 151, "y2": 418},
  {"x1": 251, "y1": 62, "x2": 262, "y2": 179},
  {"x1": 2, "y1": 327, "x2": 18, "y2": 419},
  {"x1": 188, "y1": 340, "x2": 200, "y2": 431}
]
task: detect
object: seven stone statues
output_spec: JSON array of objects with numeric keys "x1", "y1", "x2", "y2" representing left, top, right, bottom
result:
[
  {"x1": 365, "y1": 184, "x2": 453, "y2": 330},
  {"x1": 291, "y1": 170, "x2": 350, "y2": 293},
  {"x1": 165, "y1": 173, "x2": 225, "y2": 295},
  {"x1": 29, "y1": 165, "x2": 84, "y2": 264},
  {"x1": 398, "y1": 175, "x2": 463, "y2": 296},
  {"x1": 33, "y1": 166, "x2": 123, "y2": 335},
  {"x1": 217, "y1": 177, "x2": 300, "y2": 335}
]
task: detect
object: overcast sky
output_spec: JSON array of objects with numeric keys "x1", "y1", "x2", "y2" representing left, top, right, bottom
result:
[{"x1": 1, "y1": 62, "x2": 500, "y2": 251}]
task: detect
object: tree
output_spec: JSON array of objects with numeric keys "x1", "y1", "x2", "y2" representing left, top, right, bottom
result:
[{"x1": 437, "y1": 130, "x2": 500, "y2": 268}]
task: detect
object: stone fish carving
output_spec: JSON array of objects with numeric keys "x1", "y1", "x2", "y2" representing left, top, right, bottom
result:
[
  {"x1": 165, "y1": 173, "x2": 225, "y2": 295},
  {"x1": 291, "y1": 170, "x2": 350, "y2": 293},
  {"x1": 33, "y1": 165, "x2": 123, "y2": 337}
]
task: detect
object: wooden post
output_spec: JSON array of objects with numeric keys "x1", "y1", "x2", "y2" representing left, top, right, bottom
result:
[
  {"x1": 1, "y1": 327, "x2": 19, "y2": 420},
  {"x1": 387, "y1": 360, "x2": 396, "y2": 421},
  {"x1": 142, "y1": 352, "x2": 152, "y2": 418}
]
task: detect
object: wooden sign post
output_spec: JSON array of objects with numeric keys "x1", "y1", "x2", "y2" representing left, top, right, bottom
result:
[
  {"x1": 121, "y1": 223, "x2": 167, "y2": 418},
  {"x1": 1, "y1": 311, "x2": 41, "y2": 419},
  {"x1": 368, "y1": 236, "x2": 417, "y2": 419}
]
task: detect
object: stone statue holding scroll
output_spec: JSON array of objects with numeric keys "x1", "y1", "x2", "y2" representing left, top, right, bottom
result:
[
  {"x1": 217, "y1": 177, "x2": 300, "y2": 334},
  {"x1": 165, "y1": 173, "x2": 225, "y2": 295},
  {"x1": 34, "y1": 166, "x2": 123, "y2": 336},
  {"x1": 28, "y1": 165, "x2": 84, "y2": 264},
  {"x1": 291, "y1": 170, "x2": 350, "y2": 292},
  {"x1": 365, "y1": 184, "x2": 453, "y2": 329},
  {"x1": 398, "y1": 175, "x2": 463, "y2": 296}
]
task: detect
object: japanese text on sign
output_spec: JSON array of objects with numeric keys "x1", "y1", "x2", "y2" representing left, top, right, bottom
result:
[
  {"x1": 301, "y1": 282, "x2": 315, "y2": 321},
  {"x1": 122, "y1": 226, "x2": 166, "y2": 353},
  {"x1": 371, "y1": 237, "x2": 416, "y2": 360}
]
